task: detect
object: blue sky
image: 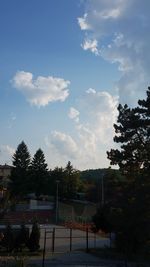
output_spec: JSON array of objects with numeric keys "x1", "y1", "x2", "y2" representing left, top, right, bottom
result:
[{"x1": 0, "y1": 0, "x2": 149, "y2": 170}]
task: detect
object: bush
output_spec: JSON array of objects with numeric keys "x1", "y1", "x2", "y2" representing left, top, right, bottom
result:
[
  {"x1": 15, "y1": 224, "x2": 29, "y2": 251},
  {"x1": 2, "y1": 224, "x2": 14, "y2": 252},
  {"x1": 28, "y1": 222, "x2": 40, "y2": 252}
]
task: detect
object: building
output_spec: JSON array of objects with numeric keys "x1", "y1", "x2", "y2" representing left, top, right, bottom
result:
[{"x1": 0, "y1": 164, "x2": 12, "y2": 188}]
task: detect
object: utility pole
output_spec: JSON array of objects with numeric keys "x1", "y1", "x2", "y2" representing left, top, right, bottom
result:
[
  {"x1": 55, "y1": 180, "x2": 59, "y2": 224},
  {"x1": 101, "y1": 173, "x2": 104, "y2": 206}
]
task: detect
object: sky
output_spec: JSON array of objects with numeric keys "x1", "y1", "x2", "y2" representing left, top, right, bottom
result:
[{"x1": 0, "y1": 0, "x2": 149, "y2": 170}]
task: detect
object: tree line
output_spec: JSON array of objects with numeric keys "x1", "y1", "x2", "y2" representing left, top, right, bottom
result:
[
  {"x1": 9, "y1": 142, "x2": 119, "y2": 202},
  {"x1": 0, "y1": 221, "x2": 40, "y2": 252},
  {"x1": 9, "y1": 143, "x2": 82, "y2": 200}
]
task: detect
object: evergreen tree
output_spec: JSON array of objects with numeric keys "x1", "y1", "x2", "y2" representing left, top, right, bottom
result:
[
  {"x1": 28, "y1": 222, "x2": 40, "y2": 252},
  {"x1": 107, "y1": 88, "x2": 150, "y2": 255},
  {"x1": 30, "y1": 148, "x2": 49, "y2": 196},
  {"x1": 10, "y1": 141, "x2": 31, "y2": 196},
  {"x1": 15, "y1": 224, "x2": 29, "y2": 251},
  {"x1": 107, "y1": 87, "x2": 150, "y2": 177},
  {"x1": 50, "y1": 167, "x2": 65, "y2": 198},
  {"x1": 93, "y1": 87, "x2": 150, "y2": 257},
  {"x1": 2, "y1": 224, "x2": 14, "y2": 252},
  {"x1": 64, "y1": 161, "x2": 80, "y2": 199}
]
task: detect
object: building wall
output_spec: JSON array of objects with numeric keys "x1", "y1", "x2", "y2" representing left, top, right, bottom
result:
[{"x1": 0, "y1": 164, "x2": 12, "y2": 186}]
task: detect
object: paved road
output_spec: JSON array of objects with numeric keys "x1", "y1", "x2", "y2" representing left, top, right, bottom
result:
[
  {"x1": 39, "y1": 225, "x2": 110, "y2": 253},
  {"x1": 27, "y1": 251, "x2": 124, "y2": 267}
]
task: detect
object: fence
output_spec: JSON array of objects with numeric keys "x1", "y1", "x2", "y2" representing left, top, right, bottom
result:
[{"x1": 40, "y1": 225, "x2": 110, "y2": 267}]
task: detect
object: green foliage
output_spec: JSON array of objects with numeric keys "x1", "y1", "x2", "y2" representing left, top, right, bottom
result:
[
  {"x1": 85, "y1": 168, "x2": 122, "y2": 203},
  {"x1": 12, "y1": 141, "x2": 31, "y2": 170},
  {"x1": 50, "y1": 167, "x2": 65, "y2": 197},
  {"x1": 63, "y1": 161, "x2": 81, "y2": 199},
  {"x1": 2, "y1": 224, "x2": 14, "y2": 252},
  {"x1": 94, "y1": 87, "x2": 150, "y2": 257},
  {"x1": 0, "y1": 190, "x2": 11, "y2": 220},
  {"x1": 28, "y1": 222, "x2": 40, "y2": 252},
  {"x1": 107, "y1": 87, "x2": 150, "y2": 177},
  {"x1": 15, "y1": 224, "x2": 29, "y2": 251},
  {"x1": 50, "y1": 162, "x2": 81, "y2": 200},
  {"x1": 29, "y1": 148, "x2": 49, "y2": 196},
  {"x1": 10, "y1": 141, "x2": 31, "y2": 197},
  {"x1": 92, "y1": 204, "x2": 113, "y2": 233}
]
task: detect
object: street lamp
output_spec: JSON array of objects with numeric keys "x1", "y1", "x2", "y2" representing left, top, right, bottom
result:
[
  {"x1": 55, "y1": 180, "x2": 60, "y2": 224},
  {"x1": 98, "y1": 173, "x2": 104, "y2": 207},
  {"x1": 101, "y1": 173, "x2": 104, "y2": 206}
]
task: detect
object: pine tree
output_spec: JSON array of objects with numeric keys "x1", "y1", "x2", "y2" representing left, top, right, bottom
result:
[
  {"x1": 15, "y1": 224, "x2": 29, "y2": 251},
  {"x1": 10, "y1": 141, "x2": 31, "y2": 196},
  {"x1": 2, "y1": 224, "x2": 14, "y2": 252},
  {"x1": 93, "y1": 87, "x2": 150, "y2": 256},
  {"x1": 13, "y1": 141, "x2": 31, "y2": 170},
  {"x1": 107, "y1": 87, "x2": 150, "y2": 177},
  {"x1": 30, "y1": 148, "x2": 48, "y2": 196},
  {"x1": 28, "y1": 222, "x2": 40, "y2": 252},
  {"x1": 64, "y1": 161, "x2": 80, "y2": 199}
]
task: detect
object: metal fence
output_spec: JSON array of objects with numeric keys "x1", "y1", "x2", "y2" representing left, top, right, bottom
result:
[{"x1": 40, "y1": 226, "x2": 110, "y2": 267}]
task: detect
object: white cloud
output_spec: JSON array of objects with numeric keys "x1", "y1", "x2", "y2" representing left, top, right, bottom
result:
[
  {"x1": 81, "y1": 39, "x2": 99, "y2": 55},
  {"x1": 77, "y1": 13, "x2": 92, "y2": 30},
  {"x1": 8, "y1": 113, "x2": 16, "y2": 129},
  {"x1": 46, "y1": 131, "x2": 78, "y2": 161},
  {"x1": 45, "y1": 89, "x2": 118, "y2": 170},
  {"x1": 86, "y1": 88, "x2": 96, "y2": 94},
  {"x1": 0, "y1": 145, "x2": 15, "y2": 165},
  {"x1": 68, "y1": 107, "x2": 80, "y2": 123},
  {"x1": 78, "y1": 0, "x2": 150, "y2": 105},
  {"x1": 12, "y1": 71, "x2": 70, "y2": 107}
]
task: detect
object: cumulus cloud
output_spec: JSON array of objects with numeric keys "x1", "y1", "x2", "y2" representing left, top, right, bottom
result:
[
  {"x1": 68, "y1": 107, "x2": 80, "y2": 122},
  {"x1": 78, "y1": 0, "x2": 150, "y2": 105},
  {"x1": 0, "y1": 145, "x2": 15, "y2": 164},
  {"x1": 45, "y1": 89, "x2": 118, "y2": 170},
  {"x1": 86, "y1": 88, "x2": 96, "y2": 94},
  {"x1": 45, "y1": 131, "x2": 78, "y2": 161},
  {"x1": 77, "y1": 13, "x2": 92, "y2": 30},
  {"x1": 12, "y1": 71, "x2": 70, "y2": 107},
  {"x1": 81, "y1": 39, "x2": 99, "y2": 55}
]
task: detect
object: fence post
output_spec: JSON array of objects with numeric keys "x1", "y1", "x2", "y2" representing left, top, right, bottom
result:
[
  {"x1": 70, "y1": 227, "x2": 72, "y2": 251},
  {"x1": 42, "y1": 229, "x2": 46, "y2": 267},
  {"x1": 86, "y1": 227, "x2": 89, "y2": 253},
  {"x1": 94, "y1": 233, "x2": 96, "y2": 249},
  {"x1": 52, "y1": 227, "x2": 55, "y2": 253}
]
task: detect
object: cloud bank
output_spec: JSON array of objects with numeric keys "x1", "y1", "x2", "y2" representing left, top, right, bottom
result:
[
  {"x1": 12, "y1": 71, "x2": 70, "y2": 107},
  {"x1": 78, "y1": 0, "x2": 150, "y2": 105},
  {"x1": 46, "y1": 89, "x2": 118, "y2": 170}
]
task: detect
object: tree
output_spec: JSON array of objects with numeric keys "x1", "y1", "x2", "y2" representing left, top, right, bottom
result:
[
  {"x1": 107, "y1": 87, "x2": 150, "y2": 177},
  {"x1": 10, "y1": 141, "x2": 31, "y2": 197},
  {"x1": 15, "y1": 224, "x2": 29, "y2": 251},
  {"x1": 2, "y1": 224, "x2": 14, "y2": 252},
  {"x1": 29, "y1": 148, "x2": 49, "y2": 196},
  {"x1": 64, "y1": 161, "x2": 80, "y2": 199},
  {"x1": 50, "y1": 167, "x2": 65, "y2": 198},
  {"x1": 107, "y1": 87, "x2": 150, "y2": 255},
  {"x1": 28, "y1": 222, "x2": 40, "y2": 252},
  {"x1": 93, "y1": 87, "x2": 150, "y2": 257},
  {"x1": 0, "y1": 190, "x2": 11, "y2": 220}
]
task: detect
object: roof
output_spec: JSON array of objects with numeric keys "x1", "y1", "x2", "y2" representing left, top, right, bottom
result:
[{"x1": 0, "y1": 164, "x2": 13, "y2": 169}]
